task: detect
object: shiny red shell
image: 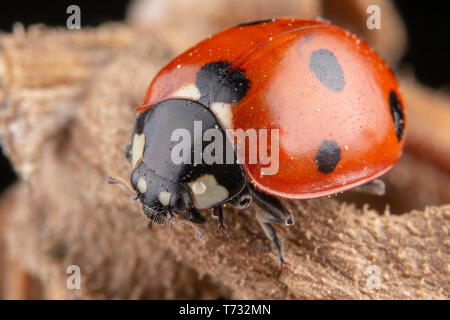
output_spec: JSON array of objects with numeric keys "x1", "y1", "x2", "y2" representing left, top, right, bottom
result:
[{"x1": 138, "y1": 18, "x2": 406, "y2": 199}]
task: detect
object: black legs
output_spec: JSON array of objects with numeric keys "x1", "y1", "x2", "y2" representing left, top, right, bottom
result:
[
  {"x1": 214, "y1": 205, "x2": 227, "y2": 230},
  {"x1": 188, "y1": 208, "x2": 206, "y2": 223},
  {"x1": 249, "y1": 184, "x2": 294, "y2": 267},
  {"x1": 257, "y1": 219, "x2": 285, "y2": 263},
  {"x1": 249, "y1": 184, "x2": 294, "y2": 225},
  {"x1": 185, "y1": 184, "x2": 294, "y2": 267}
]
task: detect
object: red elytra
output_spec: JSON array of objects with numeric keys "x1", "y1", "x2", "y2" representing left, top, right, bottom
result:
[{"x1": 137, "y1": 18, "x2": 406, "y2": 200}]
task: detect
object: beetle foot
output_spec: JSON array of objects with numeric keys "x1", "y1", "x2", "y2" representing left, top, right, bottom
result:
[
  {"x1": 277, "y1": 258, "x2": 290, "y2": 278},
  {"x1": 218, "y1": 221, "x2": 228, "y2": 232}
]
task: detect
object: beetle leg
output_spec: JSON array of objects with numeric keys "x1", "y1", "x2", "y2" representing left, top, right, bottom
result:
[
  {"x1": 248, "y1": 184, "x2": 294, "y2": 225},
  {"x1": 249, "y1": 184, "x2": 293, "y2": 270},
  {"x1": 256, "y1": 211, "x2": 290, "y2": 276},
  {"x1": 257, "y1": 214, "x2": 285, "y2": 261},
  {"x1": 214, "y1": 205, "x2": 227, "y2": 231},
  {"x1": 230, "y1": 186, "x2": 252, "y2": 209},
  {"x1": 188, "y1": 208, "x2": 206, "y2": 224},
  {"x1": 352, "y1": 179, "x2": 385, "y2": 196}
]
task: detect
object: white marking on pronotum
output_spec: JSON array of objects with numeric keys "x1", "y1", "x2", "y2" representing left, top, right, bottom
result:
[
  {"x1": 173, "y1": 83, "x2": 201, "y2": 101},
  {"x1": 191, "y1": 181, "x2": 207, "y2": 195},
  {"x1": 137, "y1": 177, "x2": 147, "y2": 194},
  {"x1": 158, "y1": 191, "x2": 172, "y2": 206},
  {"x1": 131, "y1": 133, "x2": 146, "y2": 168},
  {"x1": 187, "y1": 174, "x2": 229, "y2": 209},
  {"x1": 210, "y1": 102, "x2": 232, "y2": 128}
]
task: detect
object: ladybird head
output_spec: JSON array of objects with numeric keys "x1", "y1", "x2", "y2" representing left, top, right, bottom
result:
[{"x1": 130, "y1": 161, "x2": 195, "y2": 223}]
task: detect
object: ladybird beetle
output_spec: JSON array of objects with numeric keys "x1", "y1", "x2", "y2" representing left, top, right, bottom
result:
[{"x1": 114, "y1": 18, "x2": 406, "y2": 265}]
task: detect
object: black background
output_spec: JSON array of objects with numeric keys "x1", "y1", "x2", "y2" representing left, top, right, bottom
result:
[{"x1": 0, "y1": 1, "x2": 448, "y2": 193}]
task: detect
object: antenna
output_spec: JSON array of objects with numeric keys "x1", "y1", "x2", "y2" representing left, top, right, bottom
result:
[{"x1": 107, "y1": 176, "x2": 138, "y2": 200}]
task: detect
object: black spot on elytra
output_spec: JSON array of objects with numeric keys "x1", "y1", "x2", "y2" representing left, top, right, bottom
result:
[
  {"x1": 195, "y1": 61, "x2": 250, "y2": 107},
  {"x1": 315, "y1": 140, "x2": 341, "y2": 174},
  {"x1": 389, "y1": 90, "x2": 405, "y2": 141},
  {"x1": 237, "y1": 18, "x2": 275, "y2": 27},
  {"x1": 309, "y1": 49, "x2": 345, "y2": 92}
]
